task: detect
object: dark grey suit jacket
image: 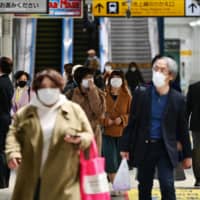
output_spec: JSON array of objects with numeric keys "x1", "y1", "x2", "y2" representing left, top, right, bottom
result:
[{"x1": 120, "y1": 85, "x2": 192, "y2": 168}]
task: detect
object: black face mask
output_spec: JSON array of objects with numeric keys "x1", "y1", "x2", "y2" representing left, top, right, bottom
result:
[{"x1": 18, "y1": 81, "x2": 27, "y2": 88}]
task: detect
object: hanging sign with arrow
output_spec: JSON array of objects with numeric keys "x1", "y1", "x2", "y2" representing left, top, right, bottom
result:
[
  {"x1": 92, "y1": 0, "x2": 128, "y2": 16},
  {"x1": 186, "y1": 0, "x2": 200, "y2": 16}
]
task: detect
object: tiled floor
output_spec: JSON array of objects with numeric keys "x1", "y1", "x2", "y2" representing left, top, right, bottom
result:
[{"x1": 0, "y1": 168, "x2": 195, "y2": 200}]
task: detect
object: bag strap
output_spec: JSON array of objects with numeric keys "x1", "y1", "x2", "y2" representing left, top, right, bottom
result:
[
  {"x1": 80, "y1": 139, "x2": 98, "y2": 161},
  {"x1": 27, "y1": 87, "x2": 31, "y2": 102}
]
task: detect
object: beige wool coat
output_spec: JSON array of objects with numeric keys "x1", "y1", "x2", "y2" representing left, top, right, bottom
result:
[{"x1": 5, "y1": 100, "x2": 93, "y2": 200}]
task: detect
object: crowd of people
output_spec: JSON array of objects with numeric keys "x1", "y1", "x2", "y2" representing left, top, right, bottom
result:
[{"x1": 0, "y1": 50, "x2": 199, "y2": 200}]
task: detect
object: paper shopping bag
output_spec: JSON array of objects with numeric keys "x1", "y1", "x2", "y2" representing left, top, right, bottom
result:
[
  {"x1": 80, "y1": 139, "x2": 111, "y2": 200},
  {"x1": 112, "y1": 158, "x2": 131, "y2": 191}
]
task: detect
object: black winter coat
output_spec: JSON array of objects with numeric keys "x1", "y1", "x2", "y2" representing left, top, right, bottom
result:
[
  {"x1": 0, "y1": 74, "x2": 13, "y2": 188},
  {"x1": 187, "y1": 81, "x2": 200, "y2": 132},
  {"x1": 120, "y1": 85, "x2": 192, "y2": 168}
]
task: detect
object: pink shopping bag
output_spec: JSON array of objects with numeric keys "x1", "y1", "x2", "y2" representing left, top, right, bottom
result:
[{"x1": 80, "y1": 140, "x2": 111, "y2": 200}]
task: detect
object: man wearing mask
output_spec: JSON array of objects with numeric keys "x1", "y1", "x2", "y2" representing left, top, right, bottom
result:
[
  {"x1": 0, "y1": 56, "x2": 13, "y2": 188},
  {"x1": 120, "y1": 56, "x2": 192, "y2": 200}
]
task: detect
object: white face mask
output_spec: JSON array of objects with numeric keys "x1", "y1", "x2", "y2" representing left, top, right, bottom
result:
[
  {"x1": 81, "y1": 78, "x2": 93, "y2": 88},
  {"x1": 130, "y1": 67, "x2": 136, "y2": 72},
  {"x1": 152, "y1": 71, "x2": 166, "y2": 88},
  {"x1": 37, "y1": 88, "x2": 60, "y2": 106},
  {"x1": 110, "y1": 77, "x2": 123, "y2": 88},
  {"x1": 105, "y1": 66, "x2": 112, "y2": 72}
]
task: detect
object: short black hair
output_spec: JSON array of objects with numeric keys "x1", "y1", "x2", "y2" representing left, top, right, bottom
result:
[
  {"x1": 14, "y1": 70, "x2": 30, "y2": 80},
  {"x1": 74, "y1": 67, "x2": 94, "y2": 86},
  {"x1": 0, "y1": 57, "x2": 13, "y2": 74}
]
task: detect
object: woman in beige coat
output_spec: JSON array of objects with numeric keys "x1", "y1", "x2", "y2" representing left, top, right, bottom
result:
[{"x1": 5, "y1": 69, "x2": 93, "y2": 200}]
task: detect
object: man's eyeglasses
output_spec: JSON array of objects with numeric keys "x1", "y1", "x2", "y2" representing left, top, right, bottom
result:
[{"x1": 153, "y1": 65, "x2": 170, "y2": 75}]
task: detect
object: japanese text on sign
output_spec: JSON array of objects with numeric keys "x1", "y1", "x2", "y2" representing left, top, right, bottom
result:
[
  {"x1": 0, "y1": 0, "x2": 47, "y2": 13},
  {"x1": 131, "y1": 0, "x2": 184, "y2": 16}
]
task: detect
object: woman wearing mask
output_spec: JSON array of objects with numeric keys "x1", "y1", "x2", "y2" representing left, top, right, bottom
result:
[
  {"x1": 71, "y1": 67, "x2": 106, "y2": 155},
  {"x1": 12, "y1": 71, "x2": 34, "y2": 113},
  {"x1": 5, "y1": 69, "x2": 93, "y2": 200},
  {"x1": 101, "y1": 70, "x2": 132, "y2": 185},
  {"x1": 125, "y1": 62, "x2": 145, "y2": 94}
]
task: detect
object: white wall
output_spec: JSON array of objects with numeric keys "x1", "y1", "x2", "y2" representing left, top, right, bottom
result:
[{"x1": 165, "y1": 17, "x2": 200, "y2": 93}]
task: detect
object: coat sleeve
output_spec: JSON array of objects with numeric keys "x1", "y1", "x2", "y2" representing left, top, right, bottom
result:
[
  {"x1": 87, "y1": 87, "x2": 106, "y2": 118},
  {"x1": 119, "y1": 89, "x2": 140, "y2": 152},
  {"x1": 72, "y1": 103, "x2": 94, "y2": 150},
  {"x1": 5, "y1": 114, "x2": 22, "y2": 162},
  {"x1": 186, "y1": 85, "x2": 192, "y2": 120},
  {"x1": 120, "y1": 94, "x2": 132, "y2": 127},
  {"x1": 177, "y1": 97, "x2": 192, "y2": 159}
]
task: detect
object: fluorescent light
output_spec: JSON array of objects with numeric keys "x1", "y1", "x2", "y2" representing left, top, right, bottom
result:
[{"x1": 189, "y1": 19, "x2": 200, "y2": 27}]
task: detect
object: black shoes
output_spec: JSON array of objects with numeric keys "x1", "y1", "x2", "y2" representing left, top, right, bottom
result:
[{"x1": 194, "y1": 180, "x2": 200, "y2": 187}]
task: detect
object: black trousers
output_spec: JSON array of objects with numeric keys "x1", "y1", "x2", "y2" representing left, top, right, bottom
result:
[
  {"x1": 137, "y1": 141, "x2": 176, "y2": 200},
  {"x1": 33, "y1": 178, "x2": 41, "y2": 200}
]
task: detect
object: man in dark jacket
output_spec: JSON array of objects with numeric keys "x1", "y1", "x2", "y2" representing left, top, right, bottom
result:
[
  {"x1": 0, "y1": 56, "x2": 13, "y2": 188},
  {"x1": 187, "y1": 81, "x2": 200, "y2": 186},
  {"x1": 120, "y1": 56, "x2": 192, "y2": 200}
]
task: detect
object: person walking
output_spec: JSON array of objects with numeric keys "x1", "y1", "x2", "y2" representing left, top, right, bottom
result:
[
  {"x1": 12, "y1": 70, "x2": 34, "y2": 114},
  {"x1": 71, "y1": 67, "x2": 106, "y2": 155},
  {"x1": 125, "y1": 62, "x2": 144, "y2": 94},
  {"x1": 187, "y1": 80, "x2": 200, "y2": 186},
  {"x1": 5, "y1": 69, "x2": 93, "y2": 200},
  {"x1": 120, "y1": 56, "x2": 192, "y2": 200},
  {"x1": 101, "y1": 70, "x2": 132, "y2": 184},
  {"x1": 0, "y1": 56, "x2": 13, "y2": 188}
]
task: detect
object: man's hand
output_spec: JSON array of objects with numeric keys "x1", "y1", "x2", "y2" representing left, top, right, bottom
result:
[
  {"x1": 120, "y1": 152, "x2": 129, "y2": 160},
  {"x1": 182, "y1": 157, "x2": 192, "y2": 169},
  {"x1": 8, "y1": 158, "x2": 21, "y2": 169}
]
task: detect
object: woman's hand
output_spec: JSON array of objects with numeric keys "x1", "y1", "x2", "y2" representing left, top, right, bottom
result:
[
  {"x1": 108, "y1": 118, "x2": 114, "y2": 126},
  {"x1": 114, "y1": 117, "x2": 122, "y2": 125},
  {"x1": 120, "y1": 152, "x2": 129, "y2": 160},
  {"x1": 8, "y1": 158, "x2": 21, "y2": 169},
  {"x1": 64, "y1": 135, "x2": 81, "y2": 145}
]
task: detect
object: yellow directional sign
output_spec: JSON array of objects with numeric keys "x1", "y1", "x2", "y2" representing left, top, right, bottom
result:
[
  {"x1": 128, "y1": 188, "x2": 200, "y2": 200},
  {"x1": 92, "y1": 0, "x2": 128, "y2": 16},
  {"x1": 131, "y1": 0, "x2": 184, "y2": 16}
]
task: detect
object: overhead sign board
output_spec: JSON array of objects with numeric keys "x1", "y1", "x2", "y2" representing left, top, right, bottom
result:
[
  {"x1": 93, "y1": 0, "x2": 128, "y2": 17},
  {"x1": 131, "y1": 0, "x2": 184, "y2": 16},
  {"x1": 15, "y1": 0, "x2": 82, "y2": 18},
  {"x1": 0, "y1": 0, "x2": 47, "y2": 13},
  {"x1": 93, "y1": 0, "x2": 200, "y2": 17}
]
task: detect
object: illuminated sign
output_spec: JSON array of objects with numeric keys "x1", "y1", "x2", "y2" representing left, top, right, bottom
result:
[
  {"x1": 93, "y1": 0, "x2": 128, "y2": 17},
  {"x1": 0, "y1": 0, "x2": 47, "y2": 13},
  {"x1": 131, "y1": 0, "x2": 184, "y2": 16},
  {"x1": 49, "y1": 0, "x2": 82, "y2": 16}
]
